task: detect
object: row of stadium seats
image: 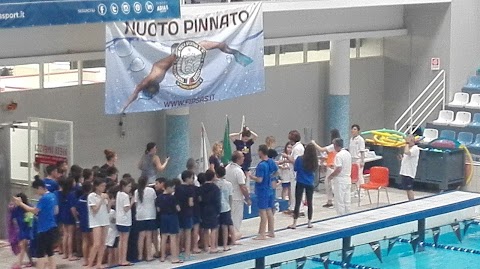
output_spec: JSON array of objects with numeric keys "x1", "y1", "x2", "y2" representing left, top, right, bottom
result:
[
  {"x1": 423, "y1": 128, "x2": 480, "y2": 147},
  {"x1": 448, "y1": 92, "x2": 480, "y2": 108},
  {"x1": 432, "y1": 110, "x2": 479, "y2": 127}
]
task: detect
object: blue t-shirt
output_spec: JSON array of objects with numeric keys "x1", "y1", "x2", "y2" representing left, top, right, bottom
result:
[
  {"x1": 43, "y1": 178, "x2": 59, "y2": 193},
  {"x1": 55, "y1": 190, "x2": 76, "y2": 225},
  {"x1": 199, "y1": 182, "x2": 221, "y2": 218},
  {"x1": 255, "y1": 160, "x2": 271, "y2": 192},
  {"x1": 294, "y1": 157, "x2": 315, "y2": 186},
  {"x1": 267, "y1": 158, "x2": 279, "y2": 183},
  {"x1": 12, "y1": 206, "x2": 31, "y2": 238},
  {"x1": 75, "y1": 194, "x2": 89, "y2": 231},
  {"x1": 157, "y1": 194, "x2": 178, "y2": 215},
  {"x1": 174, "y1": 184, "x2": 195, "y2": 218},
  {"x1": 192, "y1": 185, "x2": 201, "y2": 218},
  {"x1": 36, "y1": 192, "x2": 58, "y2": 233}
]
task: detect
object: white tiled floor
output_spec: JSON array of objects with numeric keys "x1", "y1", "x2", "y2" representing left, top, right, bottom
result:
[{"x1": 0, "y1": 187, "x2": 438, "y2": 269}]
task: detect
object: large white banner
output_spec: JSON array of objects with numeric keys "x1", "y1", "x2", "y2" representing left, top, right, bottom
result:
[{"x1": 105, "y1": 2, "x2": 264, "y2": 114}]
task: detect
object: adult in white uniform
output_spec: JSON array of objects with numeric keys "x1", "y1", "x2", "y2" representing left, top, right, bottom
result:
[
  {"x1": 312, "y1": 128, "x2": 341, "y2": 208},
  {"x1": 399, "y1": 135, "x2": 420, "y2": 201},
  {"x1": 225, "y1": 151, "x2": 251, "y2": 239},
  {"x1": 349, "y1": 124, "x2": 365, "y2": 193},
  {"x1": 328, "y1": 138, "x2": 352, "y2": 216}
]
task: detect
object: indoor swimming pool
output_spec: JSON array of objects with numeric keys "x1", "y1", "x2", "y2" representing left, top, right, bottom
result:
[{"x1": 281, "y1": 222, "x2": 480, "y2": 269}]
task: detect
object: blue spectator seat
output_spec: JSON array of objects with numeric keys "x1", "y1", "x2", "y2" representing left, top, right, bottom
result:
[
  {"x1": 469, "y1": 134, "x2": 480, "y2": 148},
  {"x1": 439, "y1": 130, "x2": 456, "y2": 140},
  {"x1": 470, "y1": 113, "x2": 480, "y2": 127},
  {"x1": 457, "y1": 132, "x2": 474, "y2": 146},
  {"x1": 462, "y1": 76, "x2": 480, "y2": 94}
]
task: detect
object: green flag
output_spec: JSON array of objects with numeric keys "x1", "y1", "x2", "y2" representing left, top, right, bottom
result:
[{"x1": 222, "y1": 116, "x2": 232, "y2": 165}]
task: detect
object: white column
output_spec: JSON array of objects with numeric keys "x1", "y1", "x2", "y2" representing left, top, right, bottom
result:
[{"x1": 329, "y1": 39, "x2": 351, "y2": 95}]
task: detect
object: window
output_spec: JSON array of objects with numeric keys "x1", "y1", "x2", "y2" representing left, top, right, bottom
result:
[
  {"x1": 264, "y1": 46, "x2": 276, "y2": 67},
  {"x1": 279, "y1": 44, "x2": 304, "y2": 65},
  {"x1": 80, "y1": 59, "x2": 106, "y2": 85},
  {"x1": 0, "y1": 55, "x2": 106, "y2": 93},
  {"x1": 43, "y1": 62, "x2": 78, "y2": 88},
  {"x1": 307, "y1": 42, "x2": 330, "y2": 62},
  {"x1": 0, "y1": 64, "x2": 40, "y2": 91},
  {"x1": 360, "y1": 38, "x2": 384, "y2": 57}
]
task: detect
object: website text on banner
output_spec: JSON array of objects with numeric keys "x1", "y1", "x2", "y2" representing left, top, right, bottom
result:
[
  {"x1": 105, "y1": 2, "x2": 265, "y2": 114},
  {"x1": 0, "y1": 0, "x2": 180, "y2": 28}
]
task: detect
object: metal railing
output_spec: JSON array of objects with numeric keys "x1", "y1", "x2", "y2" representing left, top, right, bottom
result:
[{"x1": 394, "y1": 70, "x2": 446, "y2": 134}]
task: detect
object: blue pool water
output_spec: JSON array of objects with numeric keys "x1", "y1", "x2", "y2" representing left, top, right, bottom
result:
[{"x1": 281, "y1": 223, "x2": 480, "y2": 269}]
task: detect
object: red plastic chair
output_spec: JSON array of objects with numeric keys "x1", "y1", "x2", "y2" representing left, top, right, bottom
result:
[{"x1": 358, "y1": 166, "x2": 390, "y2": 207}]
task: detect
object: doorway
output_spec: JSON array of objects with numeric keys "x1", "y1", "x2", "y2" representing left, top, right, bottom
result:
[{"x1": 0, "y1": 118, "x2": 73, "y2": 238}]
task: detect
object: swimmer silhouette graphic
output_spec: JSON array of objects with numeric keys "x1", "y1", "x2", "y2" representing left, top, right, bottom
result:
[{"x1": 120, "y1": 40, "x2": 253, "y2": 113}]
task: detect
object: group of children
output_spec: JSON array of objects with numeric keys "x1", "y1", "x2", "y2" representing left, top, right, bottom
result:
[
  {"x1": 9, "y1": 149, "x2": 243, "y2": 268},
  {"x1": 9, "y1": 124, "x2": 356, "y2": 269}
]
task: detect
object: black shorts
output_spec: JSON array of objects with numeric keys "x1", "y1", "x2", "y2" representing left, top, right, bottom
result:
[
  {"x1": 401, "y1": 175, "x2": 414, "y2": 190},
  {"x1": 37, "y1": 227, "x2": 58, "y2": 258},
  {"x1": 219, "y1": 211, "x2": 233, "y2": 226}
]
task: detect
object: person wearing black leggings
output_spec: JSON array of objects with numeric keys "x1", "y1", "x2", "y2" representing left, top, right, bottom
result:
[{"x1": 287, "y1": 143, "x2": 318, "y2": 229}]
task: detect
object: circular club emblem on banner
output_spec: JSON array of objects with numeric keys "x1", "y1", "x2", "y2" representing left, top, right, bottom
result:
[{"x1": 172, "y1": 41, "x2": 206, "y2": 90}]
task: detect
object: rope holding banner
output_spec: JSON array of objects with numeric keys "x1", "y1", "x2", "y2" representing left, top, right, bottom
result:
[
  {"x1": 397, "y1": 238, "x2": 480, "y2": 255},
  {"x1": 311, "y1": 257, "x2": 381, "y2": 269}
]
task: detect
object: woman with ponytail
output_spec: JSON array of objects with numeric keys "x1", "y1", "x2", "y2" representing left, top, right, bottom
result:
[
  {"x1": 138, "y1": 142, "x2": 170, "y2": 184},
  {"x1": 100, "y1": 149, "x2": 117, "y2": 177}
]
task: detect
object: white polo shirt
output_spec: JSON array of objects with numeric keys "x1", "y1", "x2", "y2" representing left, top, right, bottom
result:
[
  {"x1": 399, "y1": 145, "x2": 420, "y2": 178},
  {"x1": 292, "y1": 142, "x2": 305, "y2": 160},
  {"x1": 134, "y1": 187, "x2": 157, "y2": 221},
  {"x1": 225, "y1": 162, "x2": 246, "y2": 201},
  {"x1": 216, "y1": 178, "x2": 233, "y2": 213},
  {"x1": 333, "y1": 149, "x2": 352, "y2": 184},
  {"x1": 88, "y1": 192, "x2": 109, "y2": 228},
  {"x1": 349, "y1": 135, "x2": 366, "y2": 160},
  {"x1": 115, "y1": 191, "x2": 132, "y2": 226}
]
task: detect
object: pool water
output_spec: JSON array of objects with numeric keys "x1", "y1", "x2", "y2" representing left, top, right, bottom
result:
[{"x1": 280, "y1": 223, "x2": 480, "y2": 269}]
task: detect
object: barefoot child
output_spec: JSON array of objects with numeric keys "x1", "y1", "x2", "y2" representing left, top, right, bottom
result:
[
  {"x1": 175, "y1": 171, "x2": 195, "y2": 260},
  {"x1": 55, "y1": 177, "x2": 78, "y2": 261},
  {"x1": 116, "y1": 179, "x2": 134, "y2": 266},
  {"x1": 157, "y1": 180, "x2": 182, "y2": 264},
  {"x1": 87, "y1": 178, "x2": 110, "y2": 269},
  {"x1": 135, "y1": 176, "x2": 157, "y2": 261},
  {"x1": 10, "y1": 193, "x2": 33, "y2": 269},
  {"x1": 106, "y1": 189, "x2": 119, "y2": 268},
  {"x1": 73, "y1": 181, "x2": 93, "y2": 266},
  {"x1": 13, "y1": 179, "x2": 58, "y2": 269},
  {"x1": 279, "y1": 142, "x2": 294, "y2": 204},
  {"x1": 199, "y1": 170, "x2": 221, "y2": 253},
  {"x1": 250, "y1": 145, "x2": 278, "y2": 240},
  {"x1": 215, "y1": 167, "x2": 236, "y2": 250},
  {"x1": 152, "y1": 177, "x2": 167, "y2": 258},
  {"x1": 192, "y1": 173, "x2": 206, "y2": 254}
]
